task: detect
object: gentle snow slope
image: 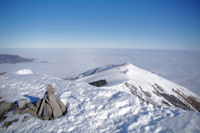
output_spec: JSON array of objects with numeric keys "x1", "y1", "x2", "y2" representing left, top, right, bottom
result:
[{"x1": 0, "y1": 64, "x2": 200, "y2": 132}]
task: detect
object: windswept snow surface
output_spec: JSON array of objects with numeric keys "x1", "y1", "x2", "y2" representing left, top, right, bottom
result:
[{"x1": 0, "y1": 65, "x2": 200, "y2": 133}]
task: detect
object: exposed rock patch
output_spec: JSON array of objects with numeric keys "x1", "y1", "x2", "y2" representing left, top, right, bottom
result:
[
  {"x1": 125, "y1": 81, "x2": 200, "y2": 112},
  {"x1": 2, "y1": 119, "x2": 18, "y2": 128},
  {"x1": 0, "y1": 72, "x2": 7, "y2": 76},
  {"x1": 0, "y1": 101, "x2": 16, "y2": 122},
  {"x1": 89, "y1": 79, "x2": 107, "y2": 87},
  {"x1": 22, "y1": 116, "x2": 30, "y2": 123},
  {"x1": 172, "y1": 89, "x2": 200, "y2": 111}
]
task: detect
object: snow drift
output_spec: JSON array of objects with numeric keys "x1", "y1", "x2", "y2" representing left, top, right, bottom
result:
[{"x1": 16, "y1": 69, "x2": 33, "y2": 75}]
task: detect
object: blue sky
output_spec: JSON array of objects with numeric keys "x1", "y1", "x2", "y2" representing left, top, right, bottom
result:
[{"x1": 0, "y1": 0, "x2": 200, "y2": 49}]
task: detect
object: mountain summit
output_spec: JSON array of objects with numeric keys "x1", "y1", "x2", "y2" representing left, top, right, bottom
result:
[{"x1": 66, "y1": 63, "x2": 200, "y2": 111}]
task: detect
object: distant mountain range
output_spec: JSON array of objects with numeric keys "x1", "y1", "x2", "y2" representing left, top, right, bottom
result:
[{"x1": 0, "y1": 54, "x2": 34, "y2": 64}]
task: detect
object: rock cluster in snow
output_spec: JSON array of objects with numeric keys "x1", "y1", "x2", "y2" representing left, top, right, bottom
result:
[{"x1": 14, "y1": 85, "x2": 67, "y2": 120}]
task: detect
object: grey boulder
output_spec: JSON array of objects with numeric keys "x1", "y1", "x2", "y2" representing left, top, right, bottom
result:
[
  {"x1": 18, "y1": 99, "x2": 28, "y2": 108},
  {"x1": 36, "y1": 85, "x2": 66, "y2": 120}
]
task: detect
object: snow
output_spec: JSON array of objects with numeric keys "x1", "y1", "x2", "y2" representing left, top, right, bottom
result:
[
  {"x1": 78, "y1": 63, "x2": 199, "y2": 100},
  {"x1": 0, "y1": 63, "x2": 200, "y2": 132},
  {"x1": 15, "y1": 69, "x2": 33, "y2": 75}
]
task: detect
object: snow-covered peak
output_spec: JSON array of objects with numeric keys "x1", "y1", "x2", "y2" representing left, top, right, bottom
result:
[
  {"x1": 16, "y1": 69, "x2": 33, "y2": 75},
  {"x1": 66, "y1": 63, "x2": 200, "y2": 111}
]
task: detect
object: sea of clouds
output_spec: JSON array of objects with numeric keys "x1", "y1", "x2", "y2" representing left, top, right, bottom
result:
[{"x1": 0, "y1": 48, "x2": 200, "y2": 94}]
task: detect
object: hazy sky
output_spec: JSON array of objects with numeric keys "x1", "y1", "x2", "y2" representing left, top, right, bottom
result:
[{"x1": 0, "y1": 0, "x2": 200, "y2": 49}]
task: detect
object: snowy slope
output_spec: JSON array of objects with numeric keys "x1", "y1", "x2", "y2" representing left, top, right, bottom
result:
[
  {"x1": 0, "y1": 64, "x2": 200, "y2": 132},
  {"x1": 66, "y1": 63, "x2": 200, "y2": 111}
]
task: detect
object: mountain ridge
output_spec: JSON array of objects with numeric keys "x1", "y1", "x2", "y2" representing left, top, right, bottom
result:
[
  {"x1": 0, "y1": 54, "x2": 34, "y2": 64},
  {"x1": 65, "y1": 63, "x2": 200, "y2": 111}
]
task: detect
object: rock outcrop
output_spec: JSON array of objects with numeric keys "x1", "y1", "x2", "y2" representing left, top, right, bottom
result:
[
  {"x1": 0, "y1": 72, "x2": 7, "y2": 76},
  {"x1": 13, "y1": 85, "x2": 67, "y2": 120},
  {"x1": 36, "y1": 85, "x2": 66, "y2": 120},
  {"x1": 1, "y1": 85, "x2": 67, "y2": 128},
  {"x1": 2, "y1": 119, "x2": 18, "y2": 128},
  {"x1": 0, "y1": 101, "x2": 16, "y2": 122},
  {"x1": 125, "y1": 82, "x2": 200, "y2": 112},
  {"x1": 89, "y1": 79, "x2": 107, "y2": 87}
]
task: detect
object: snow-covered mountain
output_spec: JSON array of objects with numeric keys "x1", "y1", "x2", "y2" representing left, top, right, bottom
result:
[
  {"x1": 66, "y1": 63, "x2": 200, "y2": 112},
  {"x1": 0, "y1": 63, "x2": 200, "y2": 132}
]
